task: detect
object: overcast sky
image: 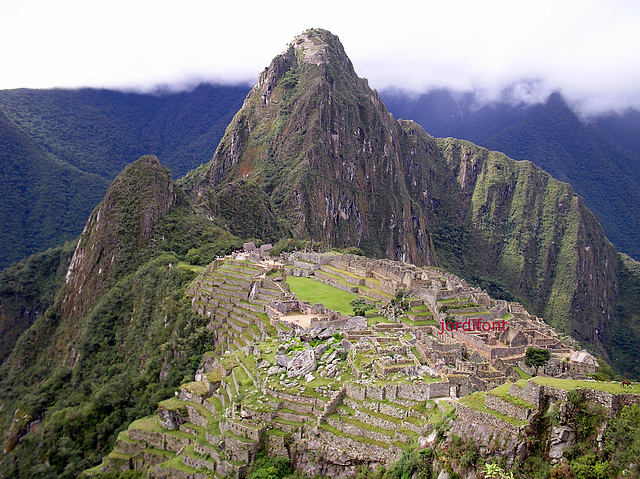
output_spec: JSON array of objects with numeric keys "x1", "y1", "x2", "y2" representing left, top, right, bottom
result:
[{"x1": 2, "y1": 0, "x2": 639, "y2": 115}]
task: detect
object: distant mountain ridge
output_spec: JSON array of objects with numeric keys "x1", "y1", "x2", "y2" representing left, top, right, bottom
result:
[
  {"x1": 0, "y1": 84, "x2": 249, "y2": 270},
  {"x1": 381, "y1": 89, "x2": 640, "y2": 260}
]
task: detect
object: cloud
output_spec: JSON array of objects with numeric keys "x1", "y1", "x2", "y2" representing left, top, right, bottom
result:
[{"x1": 2, "y1": 0, "x2": 639, "y2": 115}]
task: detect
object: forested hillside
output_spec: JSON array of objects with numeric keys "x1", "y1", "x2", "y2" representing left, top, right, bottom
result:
[{"x1": 0, "y1": 84, "x2": 249, "y2": 270}]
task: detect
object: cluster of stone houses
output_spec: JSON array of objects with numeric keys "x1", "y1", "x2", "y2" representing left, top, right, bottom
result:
[{"x1": 280, "y1": 253, "x2": 599, "y2": 385}]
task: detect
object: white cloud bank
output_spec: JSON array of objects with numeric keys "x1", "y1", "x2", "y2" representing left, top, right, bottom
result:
[{"x1": 2, "y1": 0, "x2": 639, "y2": 115}]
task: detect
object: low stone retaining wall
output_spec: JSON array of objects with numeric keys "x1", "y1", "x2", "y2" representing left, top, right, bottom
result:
[
  {"x1": 183, "y1": 451, "x2": 216, "y2": 472},
  {"x1": 484, "y1": 393, "x2": 533, "y2": 422},
  {"x1": 186, "y1": 405, "x2": 209, "y2": 428},
  {"x1": 313, "y1": 271, "x2": 360, "y2": 293},
  {"x1": 315, "y1": 421, "x2": 402, "y2": 465},
  {"x1": 350, "y1": 408, "x2": 400, "y2": 432},
  {"x1": 222, "y1": 419, "x2": 264, "y2": 442},
  {"x1": 127, "y1": 429, "x2": 166, "y2": 450},
  {"x1": 223, "y1": 434, "x2": 261, "y2": 463},
  {"x1": 266, "y1": 388, "x2": 328, "y2": 410},
  {"x1": 194, "y1": 442, "x2": 221, "y2": 463},
  {"x1": 456, "y1": 403, "x2": 522, "y2": 436},
  {"x1": 319, "y1": 266, "x2": 365, "y2": 285},
  {"x1": 114, "y1": 436, "x2": 146, "y2": 455},
  {"x1": 266, "y1": 432, "x2": 289, "y2": 457},
  {"x1": 326, "y1": 417, "x2": 393, "y2": 445}
]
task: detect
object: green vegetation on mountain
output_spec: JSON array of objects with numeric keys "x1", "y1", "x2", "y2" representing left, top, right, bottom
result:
[
  {"x1": 1, "y1": 27, "x2": 640, "y2": 479},
  {"x1": 0, "y1": 110, "x2": 109, "y2": 270},
  {"x1": 0, "y1": 155, "x2": 246, "y2": 477},
  {"x1": 382, "y1": 89, "x2": 640, "y2": 262},
  {"x1": 0, "y1": 84, "x2": 248, "y2": 270},
  {"x1": 182, "y1": 29, "x2": 638, "y2": 376},
  {"x1": 0, "y1": 242, "x2": 76, "y2": 363}
]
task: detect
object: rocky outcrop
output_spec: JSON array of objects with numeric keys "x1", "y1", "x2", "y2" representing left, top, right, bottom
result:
[{"x1": 58, "y1": 155, "x2": 178, "y2": 362}]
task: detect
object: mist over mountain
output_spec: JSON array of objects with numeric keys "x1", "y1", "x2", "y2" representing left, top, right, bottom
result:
[
  {"x1": 0, "y1": 84, "x2": 249, "y2": 270},
  {"x1": 381, "y1": 88, "x2": 640, "y2": 260}
]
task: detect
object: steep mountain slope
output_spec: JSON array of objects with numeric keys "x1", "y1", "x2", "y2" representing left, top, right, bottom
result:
[
  {"x1": 483, "y1": 94, "x2": 640, "y2": 261},
  {"x1": 185, "y1": 30, "x2": 445, "y2": 265},
  {"x1": 0, "y1": 242, "x2": 75, "y2": 363},
  {"x1": 0, "y1": 110, "x2": 109, "y2": 270},
  {"x1": 0, "y1": 155, "x2": 245, "y2": 477},
  {"x1": 381, "y1": 89, "x2": 640, "y2": 261},
  {"x1": 187, "y1": 28, "x2": 632, "y2": 367}
]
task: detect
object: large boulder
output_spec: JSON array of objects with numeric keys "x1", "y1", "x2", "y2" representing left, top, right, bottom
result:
[
  {"x1": 343, "y1": 316, "x2": 367, "y2": 331},
  {"x1": 287, "y1": 349, "x2": 317, "y2": 378},
  {"x1": 275, "y1": 354, "x2": 291, "y2": 368}
]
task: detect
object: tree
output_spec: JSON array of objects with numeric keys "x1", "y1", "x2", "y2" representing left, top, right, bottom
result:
[
  {"x1": 350, "y1": 298, "x2": 375, "y2": 316},
  {"x1": 525, "y1": 347, "x2": 551, "y2": 376}
]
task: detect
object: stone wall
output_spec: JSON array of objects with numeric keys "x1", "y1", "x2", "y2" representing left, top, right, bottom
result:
[
  {"x1": 313, "y1": 423, "x2": 402, "y2": 465},
  {"x1": 127, "y1": 429, "x2": 166, "y2": 450},
  {"x1": 456, "y1": 403, "x2": 522, "y2": 436},
  {"x1": 484, "y1": 393, "x2": 533, "y2": 422},
  {"x1": 313, "y1": 270, "x2": 360, "y2": 293},
  {"x1": 326, "y1": 417, "x2": 393, "y2": 444},
  {"x1": 222, "y1": 419, "x2": 264, "y2": 442},
  {"x1": 223, "y1": 434, "x2": 261, "y2": 463},
  {"x1": 266, "y1": 432, "x2": 289, "y2": 457},
  {"x1": 183, "y1": 453, "x2": 216, "y2": 472},
  {"x1": 345, "y1": 379, "x2": 450, "y2": 402}
]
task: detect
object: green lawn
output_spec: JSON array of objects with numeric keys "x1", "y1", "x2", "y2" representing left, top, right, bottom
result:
[
  {"x1": 177, "y1": 261, "x2": 204, "y2": 273},
  {"x1": 286, "y1": 276, "x2": 358, "y2": 315},
  {"x1": 531, "y1": 377, "x2": 640, "y2": 394},
  {"x1": 513, "y1": 366, "x2": 532, "y2": 380}
]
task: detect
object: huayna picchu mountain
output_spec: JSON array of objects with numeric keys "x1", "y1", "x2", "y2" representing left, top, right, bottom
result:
[
  {"x1": 0, "y1": 27, "x2": 640, "y2": 478},
  {"x1": 185, "y1": 29, "x2": 637, "y2": 373}
]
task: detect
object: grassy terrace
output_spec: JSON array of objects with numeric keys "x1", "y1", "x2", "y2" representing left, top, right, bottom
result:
[
  {"x1": 488, "y1": 383, "x2": 535, "y2": 409},
  {"x1": 531, "y1": 377, "x2": 640, "y2": 394},
  {"x1": 459, "y1": 392, "x2": 528, "y2": 427},
  {"x1": 128, "y1": 416, "x2": 194, "y2": 439},
  {"x1": 514, "y1": 367, "x2": 532, "y2": 380},
  {"x1": 323, "y1": 265, "x2": 366, "y2": 280},
  {"x1": 400, "y1": 317, "x2": 438, "y2": 327},
  {"x1": 319, "y1": 422, "x2": 390, "y2": 449},
  {"x1": 177, "y1": 261, "x2": 204, "y2": 273},
  {"x1": 160, "y1": 454, "x2": 199, "y2": 474},
  {"x1": 368, "y1": 315, "x2": 391, "y2": 326},
  {"x1": 286, "y1": 276, "x2": 357, "y2": 315}
]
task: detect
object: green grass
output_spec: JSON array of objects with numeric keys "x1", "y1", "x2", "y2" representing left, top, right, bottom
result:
[
  {"x1": 459, "y1": 392, "x2": 528, "y2": 427},
  {"x1": 514, "y1": 366, "x2": 532, "y2": 379},
  {"x1": 488, "y1": 383, "x2": 535, "y2": 409},
  {"x1": 367, "y1": 315, "x2": 390, "y2": 326},
  {"x1": 181, "y1": 381, "x2": 209, "y2": 396},
  {"x1": 531, "y1": 377, "x2": 640, "y2": 394},
  {"x1": 286, "y1": 276, "x2": 358, "y2": 314},
  {"x1": 161, "y1": 454, "x2": 199, "y2": 473},
  {"x1": 177, "y1": 261, "x2": 204, "y2": 273},
  {"x1": 158, "y1": 397, "x2": 188, "y2": 413}
]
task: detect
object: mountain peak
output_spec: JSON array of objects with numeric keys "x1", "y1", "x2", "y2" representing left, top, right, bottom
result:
[{"x1": 288, "y1": 28, "x2": 334, "y2": 66}]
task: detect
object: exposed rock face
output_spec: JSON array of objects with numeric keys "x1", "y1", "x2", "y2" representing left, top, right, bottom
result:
[
  {"x1": 186, "y1": 28, "x2": 626, "y2": 360},
  {"x1": 287, "y1": 349, "x2": 317, "y2": 378},
  {"x1": 58, "y1": 155, "x2": 178, "y2": 362},
  {"x1": 343, "y1": 316, "x2": 367, "y2": 331}
]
